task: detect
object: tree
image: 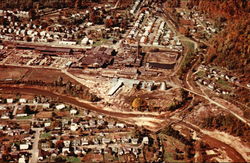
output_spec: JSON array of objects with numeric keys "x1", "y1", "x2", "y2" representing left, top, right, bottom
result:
[
  {"x1": 132, "y1": 97, "x2": 142, "y2": 110},
  {"x1": 105, "y1": 18, "x2": 113, "y2": 28},
  {"x1": 75, "y1": 84, "x2": 82, "y2": 91},
  {"x1": 55, "y1": 140, "x2": 64, "y2": 149},
  {"x1": 179, "y1": 27, "x2": 189, "y2": 37},
  {"x1": 66, "y1": 81, "x2": 72, "y2": 91},
  {"x1": 75, "y1": 0, "x2": 82, "y2": 9},
  {"x1": 121, "y1": 19, "x2": 128, "y2": 29},
  {"x1": 24, "y1": 105, "x2": 37, "y2": 114},
  {"x1": 54, "y1": 156, "x2": 66, "y2": 162},
  {"x1": 89, "y1": 9, "x2": 97, "y2": 24},
  {"x1": 180, "y1": 89, "x2": 189, "y2": 100},
  {"x1": 29, "y1": 9, "x2": 37, "y2": 20},
  {"x1": 16, "y1": 93, "x2": 21, "y2": 100}
]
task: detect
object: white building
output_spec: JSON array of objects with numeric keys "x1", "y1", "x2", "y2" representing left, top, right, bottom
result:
[
  {"x1": 19, "y1": 99, "x2": 27, "y2": 103},
  {"x1": 81, "y1": 37, "x2": 89, "y2": 45},
  {"x1": 20, "y1": 144, "x2": 29, "y2": 150},
  {"x1": 1, "y1": 114, "x2": 9, "y2": 119},
  {"x1": 70, "y1": 109, "x2": 78, "y2": 115},
  {"x1": 7, "y1": 99, "x2": 14, "y2": 103},
  {"x1": 108, "y1": 80, "x2": 123, "y2": 96},
  {"x1": 56, "y1": 104, "x2": 66, "y2": 110},
  {"x1": 131, "y1": 138, "x2": 138, "y2": 145},
  {"x1": 142, "y1": 137, "x2": 149, "y2": 145},
  {"x1": 116, "y1": 123, "x2": 125, "y2": 128},
  {"x1": 59, "y1": 41, "x2": 77, "y2": 45},
  {"x1": 16, "y1": 114, "x2": 28, "y2": 117},
  {"x1": 44, "y1": 122, "x2": 51, "y2": 127},
  {"x1": 18, "y1": 156, "x2": 26, "y2": 163},
  {"x1": 70, "y1": 123, "x2": 78, "y2": 131}
]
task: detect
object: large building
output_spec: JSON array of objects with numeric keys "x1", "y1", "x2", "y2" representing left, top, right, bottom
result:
[{"x1": 146, "y1": 51, "x2": 180, "y2": 69}]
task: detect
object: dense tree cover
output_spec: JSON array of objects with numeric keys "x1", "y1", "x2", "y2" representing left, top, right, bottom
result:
[
  {"x1": 53, "y1": 76, "x2": 100, "y2": 102},
  {"x1": 201, "y1": 114, "x2": 250, "y2": 141},
  {"x1": 161, "y1": 125, "x2": 195, "y2": 161},
  {"x1": 206, "y1": 19, "x2": 250, "y2": 78},
  {"x1": 187, "y1": 0, "x2": 249, "y2": 18},
  {"x1": 179, "y1": 51, "x2": 196, "y2": 79},
  {"x1": 165, "y1": 0, "x2": 181, "y2": 8},
  {"x1": 131, "y1": 97, "x2": 147, "y2": 111},
  {"x1": 0, "y1": 77, "x2": 100, "y2": 102},
  {"x1": 0, "y1": 0, "x2": 101, "y2": 10},
  {"x1": 161, "y1": 125, "x2": 194, "y2": 146},
  {"x1": 188, "y1": 0, "x2": 250, "y2": 79}
]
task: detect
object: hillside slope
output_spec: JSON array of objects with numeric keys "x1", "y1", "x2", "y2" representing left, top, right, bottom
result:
[{"x1": 188, "y1": 0, "x2": 250, "y2": 79}]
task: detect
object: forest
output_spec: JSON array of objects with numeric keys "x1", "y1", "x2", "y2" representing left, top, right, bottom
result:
[
  {"x1": 201, "y1": 114, "x2": 250, "y2": 141},
  {"x1": 0, "y1": 0, "x2": 100, "y2": 10},
  {"x1": 187, "y1": 0, "x2": 250, "y2": 79}
]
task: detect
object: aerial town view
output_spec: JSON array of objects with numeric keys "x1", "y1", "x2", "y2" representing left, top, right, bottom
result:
[{"x1": 0, "y1": 0, "x2": 249, "y2": 162}]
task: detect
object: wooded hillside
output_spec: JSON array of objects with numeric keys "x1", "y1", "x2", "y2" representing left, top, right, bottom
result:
[{"x1": 188, "y1": 0, "x2": 250, "y2": 79}]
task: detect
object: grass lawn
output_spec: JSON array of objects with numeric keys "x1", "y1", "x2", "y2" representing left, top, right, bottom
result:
[
  {"x1": 196, "y1": 71, "x2": 206, "y2": 78},
  {"x1": 16, "y1": 115, "x2": 33, "y2": 120},
  {"x1": 158, "y1": 133, "x2": 186, "y2": 162},
  {"x1": 104, "y1": 153, "x2": 115, "y2": 162},
  {"x1": 180, "y1": 51, "x2": 195, "y2": 74},
  {"x1": 164, "y1": 152, "x2": 175, "y2": 162},
  {"x1": 217, "y1": 78, "x2": 231, "y2": 89},
  {"x1": 66, "y1": 156, "x2": 81, "y2": 163},
  {"x1": 93, "y1": 38, "x2": 112, "y2": 47},
  {"x1": 40, "y1": 132, "x2": 51, "y2": 139},
  {"x1": 182, "y1": 40, "x2": 195, "y2": 53},
  {"x1": 178, "y1": 40, "x2": 196, "y2": 75}
]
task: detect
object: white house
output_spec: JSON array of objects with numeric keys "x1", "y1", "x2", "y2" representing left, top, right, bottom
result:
[
  {"x1": 19, "y1": 99, "x2": 27, "y2": 103},
  {"x1": 20, "y1": 144, "x2": 29, "y2": 150},
  {"x1": 142, "y1": 137, "x2": 149, "y2": 145},
  {"x1": 62, "y1": 148, "x2": 70, "y2": 154},
  {"x1": 70, "y1": 123, "x2": 78, "y2": 131},
  {"x1": 81, "y1": 37, "x2": 89, "y2": 45},
  {"x1": 59, "y1": 41, "x2": 77, "y2": 45},
  {"x1": 56, "y1": 104, "x2": 65, "y2": 110},
  {"x1": 82, "y1": 138, "x2": 89, "y2": 145},
  {"x1": 1, "y1": 114, "x2": 9, "y2": 119},
  {"x1": 116, "y1": 123, "x2": 125, "y2": 128},
  {"x1": 0, "y1": 106, "x2": 6, "y2": 110},
  {"x1": 16, "y1": 114, "x2": 28, "y2": 117},
  {"x1": 131, "y1": 138, "x2": 138, "y2": 145},
  {"x1": 7, "y1": 99, "x2": 14, "y2": 103},
  {"x1": 44, "y1": 122, "x2": 51, "y2": 127},
  {"x1": 64, "y1": 140, "x2": 71, "y2": 148},
  {"x1": 70, "y1": 109, "x2": 78, "y2": 115},
  {"x1": 18, "y1": 156, "x2": 26, "y2": 163},
  {"x1": 102, "y1": 138, "x2": 111, "y2": 144}
]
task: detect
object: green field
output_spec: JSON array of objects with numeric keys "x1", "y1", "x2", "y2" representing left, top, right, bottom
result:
[
  {"x1": 66, "y1": 156, "x2": 81, "y2": 163},
  {"x1": 16, "y1": 115, "x2": 32, "y2": 120},
  {"x1": 40, "y1": 132, "x2": 52, "y2": 139}
]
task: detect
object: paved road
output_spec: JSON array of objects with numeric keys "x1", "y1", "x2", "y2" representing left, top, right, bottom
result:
[
  {"x1": 12, "y1": 105, "x2": 18, "y2": 116},
  {"x1": 114, "y1": 0, "x2": 121, "y2": 9},
  {"x1": 29, "y1": 128, "x2": 43, "y2": 163}
]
